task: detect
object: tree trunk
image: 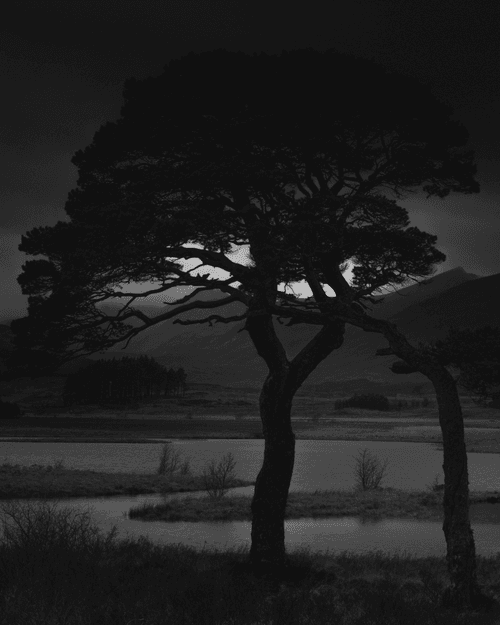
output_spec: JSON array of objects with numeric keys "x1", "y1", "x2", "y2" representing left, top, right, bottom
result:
[
  {"x1": 245, "y1": 307, "x2": 345, "y2": 572},
  {"x1": 432, "y1": 372, "x2": 482, "y2": 609},
  {"x1": 250, "y1": 370, "x2": 296, "y2": 570},
  {"x1": 374, "y1": 321, "x2": 485, "y2": 610}
]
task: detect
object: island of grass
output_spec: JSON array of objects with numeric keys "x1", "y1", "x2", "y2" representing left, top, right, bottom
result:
[
  {"x1": 0, "y1": 462, "x2": 254, "y2": 499},
  {"x1": 129, "y1": 487, "x2": 500, "y2": 523}
]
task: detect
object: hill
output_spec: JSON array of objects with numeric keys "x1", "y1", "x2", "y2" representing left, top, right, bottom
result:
[
  {"x1": 1, "y1": 267, "x2": 497, "y2": 397},
  {"x1": 89, "y1": 267, "x2": 494, "y2": 394}
]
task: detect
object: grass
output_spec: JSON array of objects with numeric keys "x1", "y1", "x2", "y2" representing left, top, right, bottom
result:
[
  {"x1": 1, "y1": 499, "x2": 500, "y2": 624},
  {"x1": 128, "y1": 487, "x2": 500, "y2": 523},
  {"x1": 0, "y1": 461, "x2": 253, "y2": 499}
]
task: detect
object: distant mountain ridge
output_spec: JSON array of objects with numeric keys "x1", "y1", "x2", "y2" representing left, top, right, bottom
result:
[
  {"x1": 1, "y1": 267, "x2": 497, "y2": 396},
  {"x1": 367, "y1": 267, "x2": 479, "y2": 319},
  {"x1": 89, "y1": 267, "x2": 495, "y2": 392}
]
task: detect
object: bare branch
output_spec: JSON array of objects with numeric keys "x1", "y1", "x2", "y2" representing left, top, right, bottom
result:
[
  {"x1": 174, "y1": 313, "x2": 247, "y2": 327},
  {"x1": 302, "y1": 258, "x2": 330, "y2": 313},
  {"x1": 95, "y1": 283, "x2": 176, "y2": 300}
]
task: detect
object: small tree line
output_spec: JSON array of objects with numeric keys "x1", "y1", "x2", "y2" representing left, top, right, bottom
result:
[
  {"x1": 334, "y1": 393, "x2": 431, "y2": 412},
  {"x1": 63, "y1": 356, "x2": 187, "y2": 406}
]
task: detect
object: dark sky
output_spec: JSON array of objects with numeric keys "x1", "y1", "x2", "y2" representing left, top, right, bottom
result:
[{"x1": 1, "y1": 0, "x2": 500, "y2": 321}]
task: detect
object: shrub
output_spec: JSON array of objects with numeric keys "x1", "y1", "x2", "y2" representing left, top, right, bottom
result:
[
  {"x1": 335, "y1": 394, "x2": 390, "y2": 411},
  {"x1": 0, "y1": 399, "x2": 21, "y2": 418},
  {"x1": 0, "y1": 499, "x2": 117, "y2": 559},
  {"x1": 157, "y1": 442, "x2": 190, "y2": 476},
  {"x1": 351, "y1": 448, "x2": 389, "y2": 491},
  {"x1": 202, "y1": 452, "x2": 237, "y2": 500}
]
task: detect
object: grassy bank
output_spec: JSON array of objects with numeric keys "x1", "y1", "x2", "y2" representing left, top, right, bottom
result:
[
  {"x1": 129, "y1": 488, "x2": 500, "y2": 523},
  {"x1": 0, "y1": 462, "x2": 253, "y2": 499},
  {"x1": 0, "y1": 499, "x2": 499, "y2": 624}
]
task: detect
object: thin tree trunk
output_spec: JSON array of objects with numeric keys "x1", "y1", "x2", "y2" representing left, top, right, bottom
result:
[
  {"x1": 373, "y1": 321, "x2": 485, "y2": 609},
  {"x1": 432, "y1": 371, "x2": 481, "y2": 609}
]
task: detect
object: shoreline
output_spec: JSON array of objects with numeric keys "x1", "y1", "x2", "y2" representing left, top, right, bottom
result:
[
  {"x1": 1, "y1": 462, "x2": 499, "y2": 522},
  {"x1": 2, "y1": 412, "x2": 500, "y2": 453},
  {"x1": 0, "y1": 432, "x2": 498, "y2": 454}
]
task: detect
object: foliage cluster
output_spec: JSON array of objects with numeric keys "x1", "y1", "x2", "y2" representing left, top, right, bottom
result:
[
  {"x1": 0, "y1": 399, "x2": 21, "y2": 419},
  {"x1": 9, "y1": 48, "x2": 479, "y2": 377},
  {"x1": 334, "y1": 394, "x2": 431, "y2": 412},
  {"x1": 334, "y1": 394, "x2": 391, "y2": 411},
  {"x1": 62, "y1": 356, "x2": 186, "y2": 406}
]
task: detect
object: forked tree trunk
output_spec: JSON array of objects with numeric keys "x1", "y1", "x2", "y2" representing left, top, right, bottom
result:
[{"x1": 245, "y1": 310, "x2": 345, "y2": 571}]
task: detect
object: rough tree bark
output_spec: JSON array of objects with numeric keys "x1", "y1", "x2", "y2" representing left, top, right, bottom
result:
[
  {"x1": 431, "y1": 370, "x2": 480, "y2": 609},
  {"x1": 373, "y1": 320, "x2": 484, "y2": 609},
  {"x1": 245, "y1": 311, "x2": 345, "y2": 571}
]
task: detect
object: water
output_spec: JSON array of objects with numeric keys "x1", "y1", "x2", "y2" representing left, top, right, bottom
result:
[
  {"x1": 2, "y1": 489, "x2": 500, "y2": 558},
  {"x1": 2, "y1": 439, "x2": 500, "y2": 557},
  {"x1": 2, "y1": 438, "x2": 500, "y2": 492}
]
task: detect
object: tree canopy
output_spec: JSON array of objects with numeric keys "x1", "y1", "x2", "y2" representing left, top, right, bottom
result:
[
  {"x1": 10, "y1": 47, "x2": 479, "y2": 374},
  {"x1": 9, "y1": 48, "x2": 491, "y2": 605}
]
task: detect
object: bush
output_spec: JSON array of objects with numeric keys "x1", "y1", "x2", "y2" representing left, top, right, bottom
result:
[
  {"x1": 157, "y1": 442, "x2": 191, "y2": 476},
  {"x1": 351, "y1": 448, "x2": 389, "y2": 491},
  {"x1": 202, "y1": 452, "x2": 237, "y2": 500},
  {"x1": 335, "y1": 393, "x2": 390, "y2": 411},
  {"x1": 0, "y1": 499, "x2": 117, "y2": 559},
  {"x1": 0, "y1": 399, "x2": 21, "y2": 418}
]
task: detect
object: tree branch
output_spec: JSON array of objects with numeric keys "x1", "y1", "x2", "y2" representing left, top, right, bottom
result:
[
  {"x1": 173, "y1": 313, "x2": 247, "y2": 327},
  {"x1": 288, "y1": 320, "x2": 346, "y2": 393},
  {"x1": 304, "y1": 160, "x2": 320, "y2": 195},
  {"x1": 163, "y1": 246, "x2": 252, "y2": 282}
]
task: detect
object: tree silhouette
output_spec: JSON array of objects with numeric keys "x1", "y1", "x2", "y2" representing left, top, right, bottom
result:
[{"x1": 8, "y1": 48, "x2": 485, "y2": 608}]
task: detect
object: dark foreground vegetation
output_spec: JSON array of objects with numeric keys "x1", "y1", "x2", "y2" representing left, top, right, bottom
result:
[{"x1": 0, "y1": 499, "x2": 499, "y2": 625}]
